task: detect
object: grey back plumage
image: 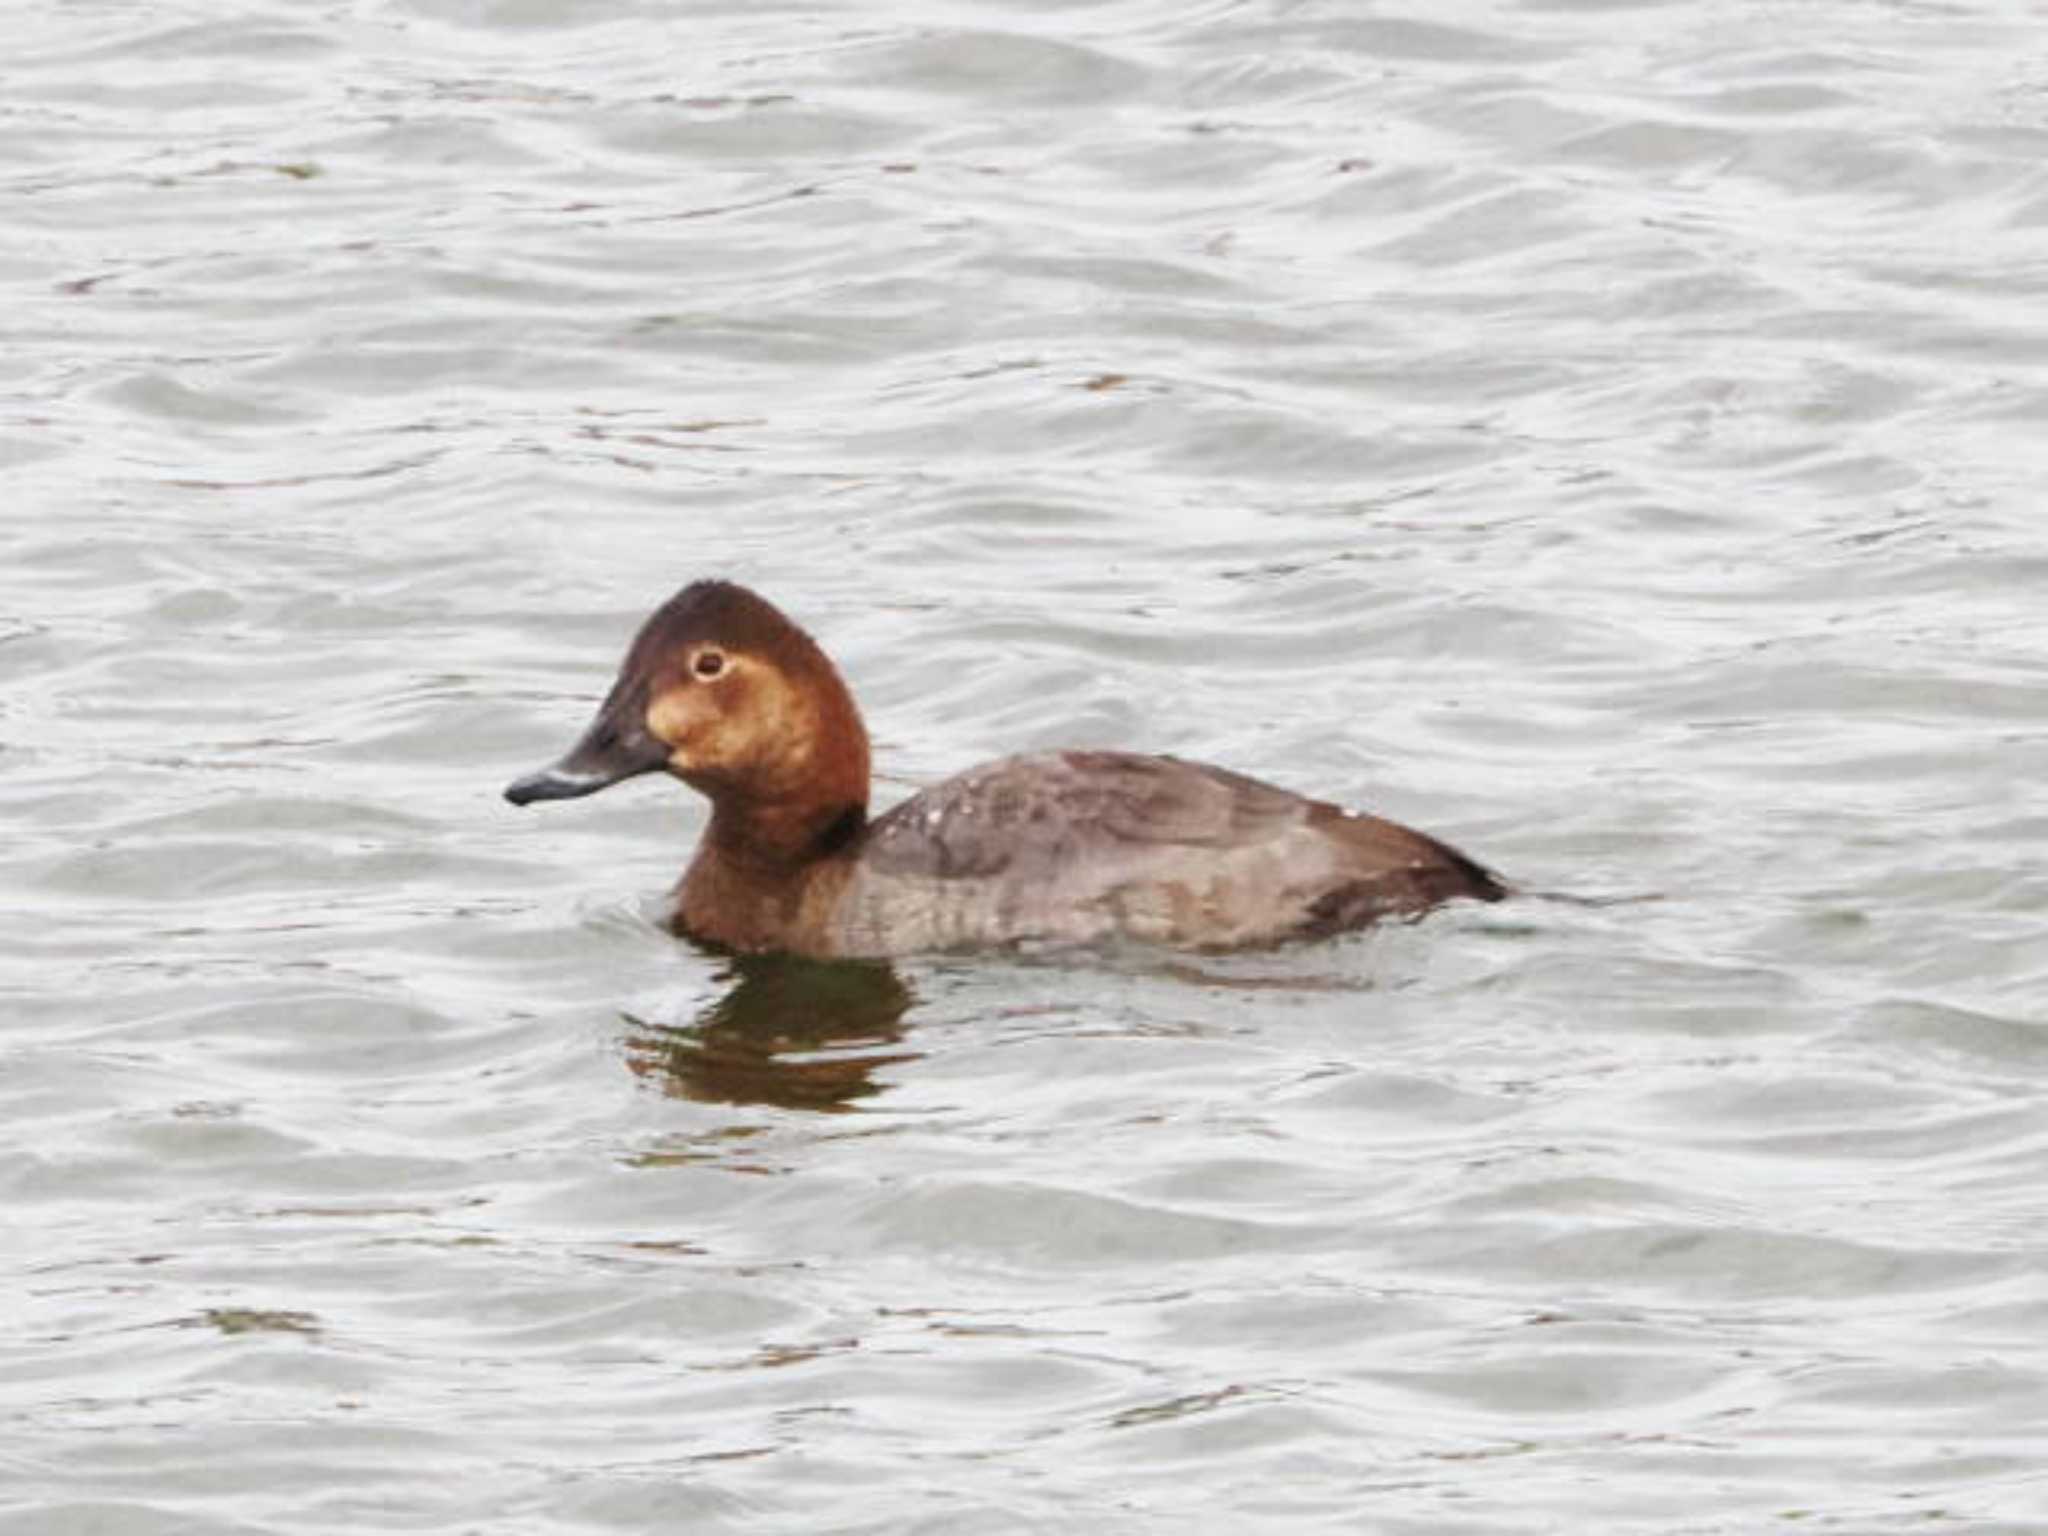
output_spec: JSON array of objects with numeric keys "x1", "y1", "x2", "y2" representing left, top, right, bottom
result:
[{"x1": 832, "y1": 751, "x2": 1501, "y2": 954}]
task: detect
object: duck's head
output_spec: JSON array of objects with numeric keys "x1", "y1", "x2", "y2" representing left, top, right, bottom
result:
[{"x1": 505, "y1": 581, "x2": 871, "y2": 831}]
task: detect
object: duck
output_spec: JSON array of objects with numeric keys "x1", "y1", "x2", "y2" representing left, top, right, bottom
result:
[{"x1": 504, "y1": 580, "x2": 1505, "y2": 957}]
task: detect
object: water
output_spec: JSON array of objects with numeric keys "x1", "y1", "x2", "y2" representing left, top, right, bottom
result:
[{"x1": 7, "y1": 0, "x2": 2047, "y2": 1530}]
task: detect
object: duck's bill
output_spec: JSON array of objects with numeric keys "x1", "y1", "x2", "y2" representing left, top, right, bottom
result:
[{"x1": 504, "y1": 720, "x2": 668, "y2": 806}]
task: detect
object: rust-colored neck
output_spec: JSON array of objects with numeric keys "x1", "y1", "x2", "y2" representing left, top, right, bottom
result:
[{"x1": 696, "y1": 635, "x2": 870, "y2": 871}]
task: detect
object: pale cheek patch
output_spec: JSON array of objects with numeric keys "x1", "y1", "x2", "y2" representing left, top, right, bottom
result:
[
  {"x1": 646, "y1": 689, "x2": 705, "y2": 758},
  {"x1": 643, "y1": 666, "x2": 814, "y2": 783},
  {"x1": 648, "y1": 679, "x2": 750, "y2": 775}
]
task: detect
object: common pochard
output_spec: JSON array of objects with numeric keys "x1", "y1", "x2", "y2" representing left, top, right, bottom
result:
[{"x1": 505, "y1": 581, "x2": 1504, "y2": 956}]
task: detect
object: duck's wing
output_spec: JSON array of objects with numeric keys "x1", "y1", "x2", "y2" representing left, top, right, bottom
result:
[
  {"x1": 863, "y1": 752, "x2": 1296, "y2": 874},
  {"x1": 856, "y1": 751, "x2": 1500, "y2": 948}
]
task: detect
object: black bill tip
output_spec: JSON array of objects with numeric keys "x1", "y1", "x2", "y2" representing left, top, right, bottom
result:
[
  {"x1": 504, "y1": 723, "x2": 669, "y2": 808},
  {"x1": 505, "y1": 766, "x2": 620, "y2": 806}
]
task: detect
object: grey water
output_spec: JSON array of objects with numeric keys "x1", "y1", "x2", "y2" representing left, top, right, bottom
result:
[{"x1": 6, "y1": 1, "x2": 2047, "y2": 1531}]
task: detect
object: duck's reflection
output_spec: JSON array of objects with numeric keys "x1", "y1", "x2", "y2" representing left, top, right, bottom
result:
[{"x1": 623, "y1": 954, "x2": 918, "y2": 1110}]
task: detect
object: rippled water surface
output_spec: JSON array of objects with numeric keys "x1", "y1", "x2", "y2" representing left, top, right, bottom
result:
[{"x1": 8, "y1": 1, "x2": 2048, "y2": 1531}]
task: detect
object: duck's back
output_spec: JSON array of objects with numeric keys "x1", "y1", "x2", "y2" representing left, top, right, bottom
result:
[{"x1": 825, "y1": 750, "x2": 1502, "y2": 955}]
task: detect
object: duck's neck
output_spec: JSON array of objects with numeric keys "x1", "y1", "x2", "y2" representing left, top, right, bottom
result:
[
  {"x1": 710, "y1": 659, "x2": 870, "y2": 869},
  {"x1": 675, "y1": 647, "x2": 873, "y2": 950},
  {"x1": 704, "y1": 794, "x2": 868, "y2": 874},
  {"x1": 677, "y1": 795, "x2": 867, "y2": 953}
]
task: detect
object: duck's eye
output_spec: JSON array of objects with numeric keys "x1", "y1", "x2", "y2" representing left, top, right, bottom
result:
[{"x1": 692, "y1": 649, "x2": 727, "y2": 680}]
